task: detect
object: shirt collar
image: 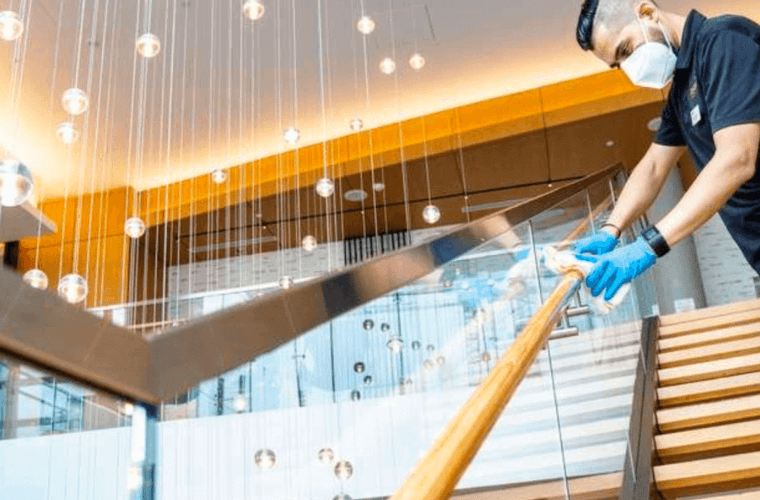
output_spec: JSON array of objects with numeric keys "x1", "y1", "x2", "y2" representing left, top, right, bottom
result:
[{"x1": 676, "y1": 10, "x2": 706, "y2": 70}]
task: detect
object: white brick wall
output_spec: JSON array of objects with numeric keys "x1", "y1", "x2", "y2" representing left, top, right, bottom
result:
[{"x1": 692, "y1": 214, "x2": 759, "y2": 307}]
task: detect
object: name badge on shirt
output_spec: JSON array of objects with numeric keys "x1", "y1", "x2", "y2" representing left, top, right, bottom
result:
[{"x1": 691, "y1": 105, "x2": 702, "y2": 126}]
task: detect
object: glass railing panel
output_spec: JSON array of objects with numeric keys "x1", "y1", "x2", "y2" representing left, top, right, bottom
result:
[
  {"x1": 0, "y1": 353, "x2": 142, "y2": 497},
  {"x1": 5, "y1": 166, "x2": 638, "y2": 499},
  {"x1": 151, "y1": 176, "x2": 626, "y2": 499}
]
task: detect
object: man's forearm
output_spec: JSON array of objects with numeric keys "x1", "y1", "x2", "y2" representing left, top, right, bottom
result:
[
  {"x1": 657, "y1": 150, "x2": 754, "y2": 247},
  {"x1": 605, "y1": 156, "x2": 672, "y2": 234}
]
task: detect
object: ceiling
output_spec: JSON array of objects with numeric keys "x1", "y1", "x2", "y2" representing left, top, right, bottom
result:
[{"x1": 0, "y1": 0, "x2": 758, "y2": 198}]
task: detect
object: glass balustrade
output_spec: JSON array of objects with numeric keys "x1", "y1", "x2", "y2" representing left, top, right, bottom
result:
[{"x1": 0, "y1": 166, "x2": 659, "y2": 499}]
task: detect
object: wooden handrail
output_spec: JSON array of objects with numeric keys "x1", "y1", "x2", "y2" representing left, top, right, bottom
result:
[
  {"x1": 389, "y1": 175, "x2": 620, "y2": 500},
  {"x1": 389, "y1": 270, "x2": 584, "y2": 500}
]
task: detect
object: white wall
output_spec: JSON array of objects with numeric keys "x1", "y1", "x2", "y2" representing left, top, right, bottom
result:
[{"x1": 692, "y1": 214, "x2": 760, "y2": 307}]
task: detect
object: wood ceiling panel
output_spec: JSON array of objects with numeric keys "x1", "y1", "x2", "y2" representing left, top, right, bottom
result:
[
  {"x1": 545, "y1": 102, "x2": 664, "y2": 180},
  {"x1": 462, "y1": 130, "x2": 550, "y2": 192}
]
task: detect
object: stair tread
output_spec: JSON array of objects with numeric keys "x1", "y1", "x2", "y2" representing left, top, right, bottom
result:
[
  {"x1": 656, "y1": 419, "x2": 760, "y2": 458},
  {"x1": 659, "y1": 336, "x2": 760, "y2": 368},
  {"x1": 691, "y1": 491, "x2": 760, "y2": 499},
  {"x1": 654, "y1": 450, "x2": 760, "y2": 497},
  {"x1": 659, "y1": 323, "x2": 760, "y2": 353},
  {"x1": 660, "y1": 299, "x2": 760, "y2": 327},
  {"x1": 659, "y1": 352, "x2": 760, "y2": 387},
  {"x1": 660, "y1": 308, "x2": 760, "y2": 339},
  {"x1": 657, "y1": 372, "x2": 760, "y2": 408},
  {"x1": 657, "y1": 394, "x2": 760, "y2": 432}
]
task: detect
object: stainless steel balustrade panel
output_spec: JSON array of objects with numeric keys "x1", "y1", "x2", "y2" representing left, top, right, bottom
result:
[
  {"x1": 0, "y1": 164, "x2": 622, "y2": 403},
  {"x1": 0, "y1": 265, "x2": 156, "y2": 403}
]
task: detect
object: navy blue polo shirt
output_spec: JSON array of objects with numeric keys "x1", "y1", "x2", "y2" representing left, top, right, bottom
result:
[{"x1": 654, "y1": 10, "x2": 760, "y2": 275}]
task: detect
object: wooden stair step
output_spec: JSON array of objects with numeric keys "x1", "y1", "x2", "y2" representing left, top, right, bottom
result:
[
  {"x1": 660, "y1": 309, "x2": 760, "y2": 340},
  {"x1": 659, "y1": 299, "x2": 760, "y2": 338},
  {"x1": 657, "y1": 372, "x2": 760, "y2": 408},
  {"x1": 657, "y1": 394, "x2": 760, "y2": 433},
  {"x1": 659, "y1": 353, "x2": 760, "y2": 387},
  {"x1": 689, "y1": 490, "x2": 760, "y2": 499},
  {"x1": 660, "y1": 299, "x2": 760, "y2": 326},
  {"x1": 655, "y1": 419, "x2": 760, "y2": 463},
  {"x1": 659, "y1": 336, "x2": 760, "y2": 369},
  {"x1": 653, "y1": 450, "x2": 760, "y2": 499},
  {"x1": 659, "y1": 323, "x2": 760, "y2": 354}
]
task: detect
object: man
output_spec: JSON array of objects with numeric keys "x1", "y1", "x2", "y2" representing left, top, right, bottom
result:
[{"x1": 572, "y1": 0, "x2": 760, "y2": 302}]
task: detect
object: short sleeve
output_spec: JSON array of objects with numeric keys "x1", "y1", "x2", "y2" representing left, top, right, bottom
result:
[
  {"x1": 699, "y1": 31, "x2": 760, "y2": 134},
  {"x1": 654, "y1": 95, "x2": 686, "y2": 146}
]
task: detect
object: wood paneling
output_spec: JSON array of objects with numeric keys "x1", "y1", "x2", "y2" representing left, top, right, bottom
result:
[
  {"x1": 138, "y1": 71, "x2": 662, "y2": 226},
  {"x1": 17, "y1": 233, "x2": 130, "y2": 308}
]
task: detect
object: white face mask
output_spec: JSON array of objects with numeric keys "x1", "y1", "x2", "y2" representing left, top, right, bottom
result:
[{"x1": 620, "y1": 19, "x2": 677, "y2": 89}]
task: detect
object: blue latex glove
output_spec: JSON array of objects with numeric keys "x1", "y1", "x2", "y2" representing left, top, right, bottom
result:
[
  {"x1": 576, "y1": 237, "x2": 657, "y2": 301},
  {"x1": 574, "y1": 231, "x2": 619, "y2": 255}
]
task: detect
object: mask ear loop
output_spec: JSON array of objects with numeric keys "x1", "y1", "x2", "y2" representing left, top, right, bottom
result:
[
  {"x1": 658, "y1": 21, "x2": 674, "y2": 50},
  {"x1": 637, "y1": 15, "x2": 651, "y2": 44}
]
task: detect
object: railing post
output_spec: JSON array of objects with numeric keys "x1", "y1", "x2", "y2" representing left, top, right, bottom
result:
[{"x1": 129, "y1": 404, "x2": 158, "y2": 500}]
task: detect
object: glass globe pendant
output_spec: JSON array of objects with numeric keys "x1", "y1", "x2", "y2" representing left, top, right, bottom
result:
[
  {"x1": 56, "y1": 121, "x2": 80, "y2": 144},
  {"x1": 23, "y1": 269, "x2": 48, "y2": 289},
  {"x1": 136, "y1": 33, "x2": 161, "y2": 58},
  {"x1": 57, "y1": 273, "x2": 88, "y2": 304},
  {"x1": 356, "y1": 15, "x2": 375, "y2": 35},
  {"x1": 254, "y1": 448, "x2": 276, "y2": 468},
  {"x1": 279, "y1": 275, "x2": 294, "y2": 289},
  {"x1": 0, "y1": 11, "x2": 23, "y2": 41},
  {"x1": 387, "y1": 335, "x2": 403, "y2": 353},
  {"x1": 211, "y1": 168, "x2": 227, "y2": 184},
  {"x1": 243, "y1": 0, "x2": 265, "y2": 21},
  {"x1": 283, "y1": 126, "x2": 300, "y2": 145},
  {"x1": 422, "y1": 204, "x2": 441, "y2": 224},
  {"x1": 334, "y1": 460, "x2": 354, "y2": 479},
  {"x1": 125, "y1": 217, "x2": 146, "y2": 239},
  {"x1": 349, "y1": 117, "x2": 363, "y2": 131},
  {"x1": 0, "y1": 160, "x2": 33, "y2": 207},
  {"x1": 302, "y1": 235, "x2": 317, "y2": 252},
  {"x1": 233, "y1": 394, "x2": 247, "y2": 412},
  {"x1": 315, "y1": 177, "x2": 334, "y2": 198},
  {"x1": 318, "y1": 447, "x2": 334, "y2": 464},
  {"x1": 379, "y1": 57, "x2": 396, "y2": 75},
  {"x1": 409, "y1": 53, "x2": 425, "y2": 70},
  {"x1": 61, "y1": 88, "x2": 89, "y2": 116}
]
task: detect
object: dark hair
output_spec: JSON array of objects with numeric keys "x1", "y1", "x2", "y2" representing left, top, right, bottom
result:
[{"x1": 576, "y1": 0, "x2": 599, "y2": 50}]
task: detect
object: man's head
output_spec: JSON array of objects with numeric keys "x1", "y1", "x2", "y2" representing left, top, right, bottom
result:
[{"x1": 577, "y1": 0, "x2": 670, "y2": 69}]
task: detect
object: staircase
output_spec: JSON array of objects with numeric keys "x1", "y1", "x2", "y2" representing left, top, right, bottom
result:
[{"x1": 652, "y1": 299, "x2": 760, "y2": 499}]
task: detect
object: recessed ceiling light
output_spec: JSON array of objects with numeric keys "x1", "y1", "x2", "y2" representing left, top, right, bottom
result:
[
  {"x1": 647, "y1": 117, "x2": 662, "y2": 132},
  {"x1": 605, "y1": 140, "x2": 615, "y2": 148},
  {"x1": 344, "y1": 189, "x2": 368, "y2": 202}
]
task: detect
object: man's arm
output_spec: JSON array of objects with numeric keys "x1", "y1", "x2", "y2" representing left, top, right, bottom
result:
[
  {"x1": 657, "y1": 123, "x2": 760, "y2": 247},
  {"x1": 603, "y1": 142, "x2": 686, "y2": 236}
]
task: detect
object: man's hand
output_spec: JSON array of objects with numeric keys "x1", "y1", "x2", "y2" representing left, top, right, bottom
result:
[
  {"x1": 574, "y1": 228, "x2": 619, "y2": 256},
  {"x1": 576, "y1": 237, "x2": 657, "y2": 300}
]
